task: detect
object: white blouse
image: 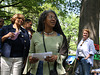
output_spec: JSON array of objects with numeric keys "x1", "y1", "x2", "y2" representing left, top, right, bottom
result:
[{"x1": 76, "y1": 38, "x2": 96, "y2": 66}]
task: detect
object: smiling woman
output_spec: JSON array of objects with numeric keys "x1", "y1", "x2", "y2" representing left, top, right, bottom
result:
[
  {"x1": 23, "y1": 10, "x2": 68, "y2": 75},
  {"x1": 0, "y1": 14, "x2": 30, "y2": 75},
  {"x1": 11, "y1": 14, "x2": 25, "y2": 26},
  {"x1": 75, "y1": 29, "x2": 96, "y2": 75}
]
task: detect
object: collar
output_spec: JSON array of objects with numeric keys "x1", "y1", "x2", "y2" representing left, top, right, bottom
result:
[
  {"x1": 8, "y1": 24, "x2": 25, "y2": 33},
  {"x1": 82, "y1": 38, "x2": 90, "y2": 42}
]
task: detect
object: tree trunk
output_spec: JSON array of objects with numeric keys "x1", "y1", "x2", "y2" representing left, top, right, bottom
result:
[
  {"x1": 78, "y1": 0, "x2": 99, "y2": 44},
  {"x1": 78, "y1": 0, "x2": 100, "y2": 68}
]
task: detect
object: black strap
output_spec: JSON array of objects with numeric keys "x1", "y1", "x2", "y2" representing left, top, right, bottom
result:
[
  {"x1": 43, "y1": 33, "x2": 47, "y2": 52},
  {"x1": 42, "y1": 32, "x2": 51, "y2": 75}
]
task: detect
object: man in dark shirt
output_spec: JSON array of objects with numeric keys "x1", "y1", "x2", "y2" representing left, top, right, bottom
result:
[
  {"x1": 0, "y1": 18, "x2": 4, "y2": 74},
  {"x1": 0, "y1": 18, "x2": 4, "y2": 54}
]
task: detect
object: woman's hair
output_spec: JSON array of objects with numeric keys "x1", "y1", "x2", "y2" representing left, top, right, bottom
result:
[
  {"x1": 37, "y1": 10, "x2": 65, "y2": 36},
  {"x1": 83, "y1": 29, "x2": 90, "y2": 37},
  {"x1": 11, "y1": 14, "x2": 25, "y2": 24}
]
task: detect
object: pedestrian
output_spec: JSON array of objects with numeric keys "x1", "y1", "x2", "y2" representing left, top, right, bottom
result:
[
  {"x1": 23, "y1": 10, "x2": 68, "y2": 75},
  {"x1": 0, "y1": 18, "x2": 4, "y2": 74},
  {"x1": 0, "y1": 18, "x2": 4, "y2": 54},
  {"x1": 75, "y1": 29, "x2": 96, "y2": 75},
  {"x1": 22, "y1": 19, "x2": 35, "y2": 75},
  {"x1": 0, "y1": 14, "x2": 30, "y2": 75}
]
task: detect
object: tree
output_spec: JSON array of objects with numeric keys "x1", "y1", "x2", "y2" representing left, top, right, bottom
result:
[
  {"x1": 78, "y1": 0, "x2": 99, "y2": 44},
  {"x1": 78, "y1": 0, "x2": 100, "y2": 68},
  {"x1": 0, "y1": 0, "x2": 81, "y2": 20}
]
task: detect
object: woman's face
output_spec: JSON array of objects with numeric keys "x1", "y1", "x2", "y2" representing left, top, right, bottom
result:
[
  {"x1": 14, "y1": 17, "x2": 23, "y2": 26},
  {"x1": 83, "y1": 30, "x2": 89, "y2": 40},
  {"x1": 44, "y1": 12, "x2": 57, "y2": 28}
]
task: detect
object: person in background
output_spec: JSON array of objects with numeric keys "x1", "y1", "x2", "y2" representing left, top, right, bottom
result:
[
  {"x1": 0, "y1": 18, "x2": 4, "y2": 74},
  {"x1": 23, "y1": 10, "x2": 68, "y2": 75},
  {"x1": 0, "y1": 18, "x2": 4, "y2": 53},
  {"x1": 0, "y1": 14, "x2": 30, "y2": 75},
  {"x1": 0, "y1": 18, "x2": 4, "y2": 28},
  {"x1": 23, "y1": 19, "x2": 35, "y2": 39},
  {"x1": 75, "y1": 29, "x2": 96, "y2": 75},
  {"x1": 22, "y1": 19, "x2": 35, "y2": 75}
]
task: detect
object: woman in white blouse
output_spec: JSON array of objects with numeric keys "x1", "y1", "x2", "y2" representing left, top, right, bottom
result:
[{"x1": 75, "y1": 29, "x2": 96, "y2": 75}]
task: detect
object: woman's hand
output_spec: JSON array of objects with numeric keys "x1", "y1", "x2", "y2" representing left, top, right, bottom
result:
[
  {"x1": 29, "y1": 56, "x2": 39, "y2": 63},
  {"x1": 45, "y1": 55, "x2": 57, "y2": 62},
  {"x1": 1, "y1": 32, "x2": 15, "y2": 42},
  {"x1": 7, "y1": 32, "x2": 15, "y2": 38},
  {"x1": 85, "y1": 54, "x2": 92, "y2": 59}
]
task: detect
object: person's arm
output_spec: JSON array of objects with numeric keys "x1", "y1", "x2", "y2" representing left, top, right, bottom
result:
[
  {"x1": 85, "y1": 54, "x2": 92, "y2": 59},
  {"x1": 1, "y1": 32, "x2": 15, "y2": 42},
  {"x1": 29, "y1": 56, "x2": 39, "y2": 63},
  {"x1": 28, "y1": 33, "x2": 39, "y2": 63},
  {"x1": 76, "y1": 49, "x2": 79, "y2": 60},
  {"x1": 85, "y1": 40, "x2": 95, "y2": 59}
]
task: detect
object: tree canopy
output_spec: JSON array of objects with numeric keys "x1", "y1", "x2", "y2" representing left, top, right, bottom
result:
[{"x1": 0, "y1": 0, "x2": 81, "y2": 19}]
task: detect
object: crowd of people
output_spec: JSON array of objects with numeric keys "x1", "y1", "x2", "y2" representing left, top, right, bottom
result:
[{"x1": 0, "y1": 10, "x2": 96, "y2": 75}]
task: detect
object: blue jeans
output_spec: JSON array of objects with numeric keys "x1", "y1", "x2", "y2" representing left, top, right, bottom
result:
[
  {"x1": 36, "y1": 61, "x2": 43, "y2": 75},
  {"x1": 75, "y1": 58, "x2": 91, "y2": 75},
  {"x1": 30, "y1": 61, "x2": 43, "y2": 75}
]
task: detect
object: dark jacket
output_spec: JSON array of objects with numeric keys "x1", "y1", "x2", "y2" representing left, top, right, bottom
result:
[
  {"x1": 0, "y1": 28, "x2": 2, "y2": 53},
  {"x1": 0, "y1": 24, "x2": 30, "y2": 60}
]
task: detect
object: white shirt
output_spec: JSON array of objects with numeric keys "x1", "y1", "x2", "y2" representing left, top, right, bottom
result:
[{"x1": 76, "y1": 38, "x2": 96, "y2": 66}]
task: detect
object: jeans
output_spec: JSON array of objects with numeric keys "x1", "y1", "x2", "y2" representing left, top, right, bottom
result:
[
  {"x1": 30, "y1": 61, "x2": 43, "y2": 75},
  {"x1": 75, "y1": 58, "x2": 91, "y2": 75},
  {"x1": 36, "y1": 61, "x2": 43, "y2": 75}
]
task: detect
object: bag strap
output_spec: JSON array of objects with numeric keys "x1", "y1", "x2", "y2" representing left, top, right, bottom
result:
[
  {"x1": 42, "y1": 32, "x2": 51, "y2": 75},
  {"x1": 43, "y1": 33, "x2": 47, "y2": 52}
]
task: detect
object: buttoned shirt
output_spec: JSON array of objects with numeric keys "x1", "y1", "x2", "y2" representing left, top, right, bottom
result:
[
  {"x1": 0, "y1": 24, "x2": 30, "y2": 59},
  {"x1": 76, "y1": 38, "x2": 96, "y2": 66}
]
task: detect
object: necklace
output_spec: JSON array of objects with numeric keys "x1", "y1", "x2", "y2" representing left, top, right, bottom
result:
[
  {"x1": 80, "y1": 41, "x2": 84, "y2": 46},
  {"x1": 44, "y1": 31, "x2": 54, "y2": 35}
]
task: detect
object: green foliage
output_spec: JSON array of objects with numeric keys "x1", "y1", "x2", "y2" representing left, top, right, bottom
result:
[
  {"x1": 60, "y1": 13, "x2": 79, "y2": 51},
  {"x1": 0, "y1": 0, "x2": 81, "y2": 19},
  {"x1": 0, "y1": 0, "x2": 80, "y2": 50}
]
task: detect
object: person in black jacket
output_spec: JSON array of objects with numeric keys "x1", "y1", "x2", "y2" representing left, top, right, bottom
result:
[
  {"x1": 0, "y1": 18, "x2": 4, "y2": 53},
  {"x1": 0, "y1": 18, "x2": 4, "y2": 74},
  {"x1": 0, "y1": 14, "x2": 30, "y2": 75}
]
